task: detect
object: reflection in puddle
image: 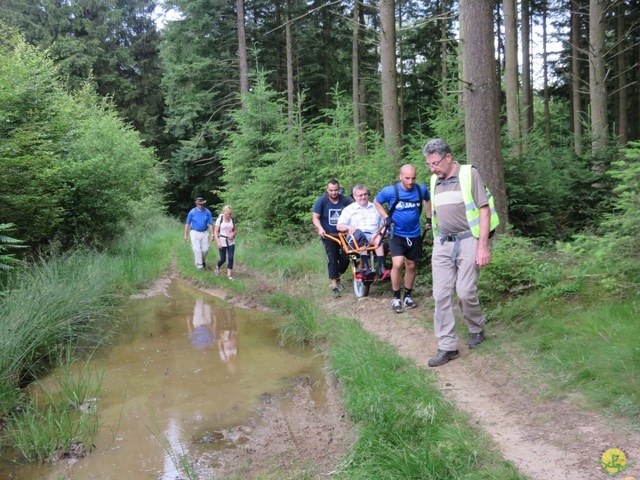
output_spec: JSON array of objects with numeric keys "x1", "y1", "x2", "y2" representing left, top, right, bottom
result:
[
  {"x1": 0, "y1": 279, "x2": 323, "y2": 479},
  {"x1": 187, "y1": 297, "x2": 239, "y2": 375}
]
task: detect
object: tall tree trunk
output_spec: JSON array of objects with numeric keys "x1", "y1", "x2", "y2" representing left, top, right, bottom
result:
[
  {"x1": 571, "y1": 0, "x2": 584, "y2": 156},
  {"x1": 380, "y1": 0, "x2": 402, "y2": 165},
  {"x1": 353, "y1": 0, "x2": 366, "y2": 154},
  {"x1": 236, "y1": 0, "x2": 249, "y2": 110},
  {"x1": 440, "y1": 0, "x2": 448, "y2": 81},
  {"x1": 615, "y1": 1, "x2": 628, "y2": 146},
  {"x1": 503, "y1": 0, "x2": 521, "y2": 155},
  {"x1": 495, "y1": 2, "x2": 503, "y2": 95},
  {"x1": 543, "y1": 5, "x2": 551, "y2": 148},
  {"x1": 398, "y1": 0, "x2": 404, "y2": 138},
  {"x1": 275, "y1": 2, "x2": 283, "y2": 92},
  {"x1": 285, "y1": 0, "x2": 294, "y2": 130},
  {"x1": 521, "y1": 0, "x2": 534, "y2": 136},
  {"x1": 589, "y1": 0, "x2": 608, "y2": 155},
  {"x1": 322, "y1": 7, "x2": 331, "y2": 113},
  {"x1": 460, "y1": 0, "x2": 508, "y2": 230},
  {"x1": 358, "y1": 5, "x2": 368, "y2": 136},
  {"x1": 353, "y1": 0, "x2": 360, "y2": 135}
]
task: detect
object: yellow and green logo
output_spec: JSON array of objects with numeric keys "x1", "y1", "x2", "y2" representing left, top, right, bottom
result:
[{"x1": 596, "y1": 447, "x2": 637, "y2": 477}]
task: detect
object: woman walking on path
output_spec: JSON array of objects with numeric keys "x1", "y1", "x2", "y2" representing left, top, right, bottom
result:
[{"x1": 214, "y1": 205, "x2": 237, "y2": 280}]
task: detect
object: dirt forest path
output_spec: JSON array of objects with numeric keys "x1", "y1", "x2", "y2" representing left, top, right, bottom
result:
[
  {"x1": 323, "y1": 286, "x2": 640, "y2": 480},
  {"x1": 206, "y1": 264, "x2": 640, "y2": 480}
]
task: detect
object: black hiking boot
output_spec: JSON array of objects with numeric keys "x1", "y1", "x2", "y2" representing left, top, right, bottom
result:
[
  {"x1": 468, "y1": 330, "x2": 485, "y2": 349},
  {"x1": 428, "y1": 349, "x2": 460, "y2": 367}
]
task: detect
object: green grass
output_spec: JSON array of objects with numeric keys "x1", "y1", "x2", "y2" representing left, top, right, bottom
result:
[
  {"x1": 241, "y1": 233, "x2": 327, "y2": 281},
  {"x1": 269, "y1": 300, "x2": 525, "y2": 478},
  {"x1": 0, "y1": 251, "x2": 114, "y2": 411},
  {"x1": 2, "y1": 349, "x2": 102, "y2": 462},
  {"x1": 489, "y1": 287, "x2": 640, "y2": 420},
  {"x1": 266, "y1": 293, "x2": 325, "y2": 346},
  {"x1": 105, "y1": 214, "x2": 178, "y2": 293}
]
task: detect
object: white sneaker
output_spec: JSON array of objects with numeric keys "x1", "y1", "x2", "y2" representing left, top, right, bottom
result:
[{"x1": 391, "y1": 298, "x2": 403, "y2": 313}]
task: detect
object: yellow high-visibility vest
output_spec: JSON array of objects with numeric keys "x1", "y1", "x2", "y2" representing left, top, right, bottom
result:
[{"x1": 430, "y1": 165, "x2": 499, "y2": 238}]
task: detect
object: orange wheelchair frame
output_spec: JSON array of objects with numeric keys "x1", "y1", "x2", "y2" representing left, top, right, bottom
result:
[{"x1": 324, "y1": 225, "x2": 390, "y2": 298}]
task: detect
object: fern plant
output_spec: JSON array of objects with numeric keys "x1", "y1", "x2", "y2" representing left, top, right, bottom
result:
[{"x1": 0, "y1": 223, "x2": 26, "y2": 271}]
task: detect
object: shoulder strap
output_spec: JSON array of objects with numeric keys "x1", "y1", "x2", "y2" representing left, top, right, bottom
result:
[
  {"x1": 320, "y1": 193, "x2": 330, "y2": 211},
  {"x1": 217, "y1": 213, "x2": 235, "y2": 226},
  {"x1": 388, "y1": 183, "x2": 400, "y2": 217},
  {"x1": 388, "y1": 182, "x2": 423, "y2": 217}
]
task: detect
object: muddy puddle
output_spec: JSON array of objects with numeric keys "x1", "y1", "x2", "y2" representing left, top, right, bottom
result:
[{"x1": 0, "y1": 279, "x2": 326, "y2": 479}]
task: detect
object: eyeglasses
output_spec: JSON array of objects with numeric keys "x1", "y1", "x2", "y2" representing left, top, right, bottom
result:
[{"x1": 425, "y1": 154, "x2": 447, "y2": 168}]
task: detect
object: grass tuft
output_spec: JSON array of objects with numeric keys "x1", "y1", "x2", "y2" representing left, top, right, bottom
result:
[{"x1": 2, "y1": 349, "x2": 102, "y2": 462}]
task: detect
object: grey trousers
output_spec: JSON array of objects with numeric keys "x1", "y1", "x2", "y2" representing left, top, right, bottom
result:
[{"x1": 431, "y1": 235, "x2": 485, "y2": 351}]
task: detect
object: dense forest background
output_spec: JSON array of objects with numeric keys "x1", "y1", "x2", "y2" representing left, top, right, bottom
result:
[{"x1": 1, "y1": 0, "x2": 639, "y2": 251}]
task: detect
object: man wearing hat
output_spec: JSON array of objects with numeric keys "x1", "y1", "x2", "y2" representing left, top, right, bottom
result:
[{"x1": 183, "y1": 197, "x2": 214, "y2": 270}]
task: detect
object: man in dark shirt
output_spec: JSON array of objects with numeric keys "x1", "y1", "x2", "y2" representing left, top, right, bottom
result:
[{"x1": 312, "y1": 179, "x2": 352, "y2": 298}]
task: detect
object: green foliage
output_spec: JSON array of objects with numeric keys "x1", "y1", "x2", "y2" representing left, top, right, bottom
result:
[
  {"x1": 502, "y1": 134, "x2": 573, "y2": 240},
  {"x1": 0, "y1": 30, "x2": 166, "y2": 249},
  {"x1": 478, "y1": 236, "x2": 568, "y2": 302},
  {"x1": 421, "y1": 58, "x2": 466, "y2": 154},
  {"x1": 0, "y1": 223, "x2": 26, "y2": 271},
  {"x1": 267, "y1": 294, "x2": 324, "y2": 346},
  {"x1": 570, "y1": 142, "x2": 640, "y2": 287},
  {"x1": 160, "y1": 0, "x2": 241, "y2": 214},
  {"x1": 50, "y1": 87, "x2": 166, "y2": 246},
  {"x1": 3, "y1": 0, "x2": 166, "y2": 149},
  {"x1": 0, "y1": 33, "x2": 70, "y2": 244},
  {"x1": 220, "y1": 76, "x2": 395, "y2": 241}
]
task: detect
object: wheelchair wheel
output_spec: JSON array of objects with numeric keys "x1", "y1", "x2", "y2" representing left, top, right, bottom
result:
[{"x1": 353, "y1": 277, "x2": 371, "y2": 298}]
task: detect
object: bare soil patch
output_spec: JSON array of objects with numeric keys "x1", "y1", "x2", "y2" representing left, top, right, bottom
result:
[{"x1": 178, "y1": 266, "x2": 640, "y2": 480}]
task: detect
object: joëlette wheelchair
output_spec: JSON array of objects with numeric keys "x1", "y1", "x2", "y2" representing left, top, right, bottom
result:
[{"x1": 324, "y1": 225, "x2": 390, "y2": 298}]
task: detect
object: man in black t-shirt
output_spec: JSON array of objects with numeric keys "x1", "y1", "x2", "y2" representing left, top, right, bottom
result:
[{"x1": 312, "y1": 179, "x2": 352, "y2": 298}]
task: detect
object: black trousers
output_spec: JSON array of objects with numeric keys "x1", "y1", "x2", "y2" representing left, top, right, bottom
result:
[{"x1": 321, "y1": 237, "x2": 349, "y2": 280}]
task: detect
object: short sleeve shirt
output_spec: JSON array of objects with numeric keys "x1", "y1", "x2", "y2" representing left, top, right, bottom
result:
[
  {"x1": 313, "y1": 194, "x2": 352, "y2": 235},
  {"x1": 375, "y1": 184, "x2": 429, "y2": 238},
  {"x1": 336, "y1": 202, "x2": 383, "y2": 234},
  {"x1": 215, "y1": 215, "x2": 235, "y2": 246},
  {"x1": 433, "y1": 164, "x2": 489, "y2": 235},
  {"x1": 186, "y1": 207, "x2": 213, "y2": 231}
]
